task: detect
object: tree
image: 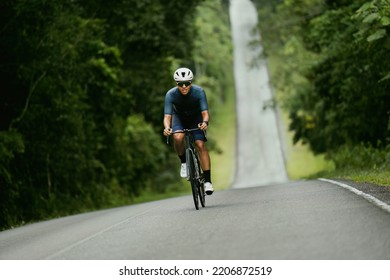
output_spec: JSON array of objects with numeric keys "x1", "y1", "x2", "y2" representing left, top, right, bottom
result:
[
  {"x1": 254, "y1": 0, "x2": 390, "y2": 154},
  {"x1": 0, "y1": 0, "x2": 202, "y2": 229}
]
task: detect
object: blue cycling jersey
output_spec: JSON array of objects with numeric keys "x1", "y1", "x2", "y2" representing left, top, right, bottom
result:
[{"x1": 164, "y1": 85, "x2": 209, "y2": 116}]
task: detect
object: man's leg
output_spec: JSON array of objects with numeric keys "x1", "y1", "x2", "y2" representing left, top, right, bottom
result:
[
  {"x1": 195, "y1": 140, "x2": 210, "y2": 171},
  {"x1": 173, "y1": 133, "x2": 185, "y2": 157},
  {"x1": 195, "y1": 140, "x2": 213, "y2": 195},
  {"x1": 171, "y1": 114, "x2": 187, "y2": 178},
  {"x1": 174, "y1": 133, "x2": 187, "y2": 178}
]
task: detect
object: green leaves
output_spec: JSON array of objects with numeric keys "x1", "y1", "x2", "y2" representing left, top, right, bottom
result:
[
  {"x1": 0, "y1": 0, "x2": 204, "y2": 229},
  {"x1": 0, "y1": 131, "x2": 24, "y2": 182},
  {"x1": 192, "y1": 0, "x2": 234, "y2": 109},
  {"x1": 363, "y1": 12, "x2": 380, "y2": 23},
  {"x1": 367, "y1": 28, "x2": 387, "y2": 42},
  {"x1": 253, "y1": 0, "x2": 390, "y2": 156},
  {"x1": 353, "y1": 0, "x2": 390, "y2": 43}
]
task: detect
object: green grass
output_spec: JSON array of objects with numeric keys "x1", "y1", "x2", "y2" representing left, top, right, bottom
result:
[
  {"x1": 314, "y1": 169, "x2": 390, "y2": 186},
  {"x1": 347, "y1": 171, "x2": 390, "y2": 186},
  {"x1": 280, "y1": 113, "x2": 335, "y2": 180},
  {"x1": 285, "y1": 142, "x2": 334, "y2": 180},
  {"x1": 208, "y1": 90, "x2": 236, "y2": 191}
]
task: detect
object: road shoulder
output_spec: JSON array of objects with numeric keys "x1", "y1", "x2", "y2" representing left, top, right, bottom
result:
[{"x1": 319, "y1": 178, "x2": 390, "y2": 213}]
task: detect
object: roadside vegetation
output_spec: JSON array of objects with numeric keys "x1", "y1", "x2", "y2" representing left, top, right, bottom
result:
[
  {"x1": 0, "y1": 0, "x2": 234, "y2": 230},
  {"x1": 252, "y1": 0, "x2": 390, "y2": 187}
]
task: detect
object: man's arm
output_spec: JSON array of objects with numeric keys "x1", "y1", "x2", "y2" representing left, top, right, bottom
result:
[
  {"x1": 199, "y1": 110, "x2": 209, "y2": 130},
  {"x1": 163, "y1": 114, "x2": 172, "y2": 136}
]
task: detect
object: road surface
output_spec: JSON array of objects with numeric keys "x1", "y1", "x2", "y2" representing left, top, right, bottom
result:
[
  {"x1": 0, "y1": 179, "x2": 390, "y2": 259},
  {"x1": 230, "y1": 0, "x2": 288, "y2": 188}
]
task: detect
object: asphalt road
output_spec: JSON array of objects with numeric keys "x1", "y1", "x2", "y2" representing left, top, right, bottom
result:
[
  {"x1": 230, "y1": 0, "x2": 288, "y2": 188},
  {"x1": 0, "y1": 0, "x2": 389, "y2": 260},
  {"x1": 1, "y1": 179, "x2": 390, "y2": 259}
]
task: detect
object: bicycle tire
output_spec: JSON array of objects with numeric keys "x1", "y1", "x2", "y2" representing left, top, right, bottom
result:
[
  {"x1": 195, "y1": 156, "x2": 206, "y2": 208},
  {"x1": 186, "y1": 149, "x2": 199, "y2": 210},
  {"x1": 198, "y1": 181, "x2": 205, "y2": 207}
]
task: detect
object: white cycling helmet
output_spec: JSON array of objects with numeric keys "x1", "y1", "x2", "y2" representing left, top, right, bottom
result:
[{"x1": 173, "y1": 67, "x2": 193, "y2": 82}]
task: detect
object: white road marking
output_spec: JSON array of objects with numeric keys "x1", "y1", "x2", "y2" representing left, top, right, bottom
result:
[
  {"x1": 319, "y1": 178, "x2": 390, "y2": 214},
  {"x1": 44, "y1": 205, "x2": 163, "y2": 259}
]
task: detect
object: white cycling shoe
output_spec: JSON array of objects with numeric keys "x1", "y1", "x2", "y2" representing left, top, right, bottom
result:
[
  {"x1": 180, "y1": 163, "x2": 187, "y2": 178},
  {"x1": 204, "y1": 182, "x2": 214, "y2": 195}
]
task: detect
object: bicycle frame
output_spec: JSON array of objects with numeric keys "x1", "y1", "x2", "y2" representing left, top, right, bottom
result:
[{"x1": 183, "y1": 130, "x2": 201, "y2": 181}]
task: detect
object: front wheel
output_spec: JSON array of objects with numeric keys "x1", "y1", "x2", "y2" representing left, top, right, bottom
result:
[
  {"x1": 195, "y1": 157, "x2": 205, "y2": 208},
  {"x1": 198, "y1": 180, "x2": 206, "y2": 208},
  {"x1": 186, "y1": 149, "x2": 199, "y2": 210}
]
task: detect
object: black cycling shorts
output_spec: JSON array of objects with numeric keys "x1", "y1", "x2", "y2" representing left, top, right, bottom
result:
[{"x1": 171, "y1": 113, "x2": 207, "y2": 142}]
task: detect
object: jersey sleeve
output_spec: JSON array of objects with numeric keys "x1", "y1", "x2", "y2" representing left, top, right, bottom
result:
[
  {"x1": 164, "y1": 91, "x2": 173, "y2": 115},
  {"x1": 199, "y1": 88, "x2": 209, "y2": 112}
]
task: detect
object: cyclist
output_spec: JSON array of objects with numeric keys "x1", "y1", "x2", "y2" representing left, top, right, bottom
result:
[{"x1": 163, "y1": 67, "x2": 214, "y2": 195}]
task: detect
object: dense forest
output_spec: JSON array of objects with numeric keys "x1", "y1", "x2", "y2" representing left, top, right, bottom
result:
[
  {"x1": 0, "y1": 0, "x2": 233, "y2": 230},
  {"x1": 253, "y1": 0, "x2": 389, "y2": 169}
]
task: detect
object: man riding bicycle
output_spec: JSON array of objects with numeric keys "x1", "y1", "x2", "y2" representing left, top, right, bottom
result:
[{"x1": 163, "y1": 67, "x2": 214, "y2": 195}]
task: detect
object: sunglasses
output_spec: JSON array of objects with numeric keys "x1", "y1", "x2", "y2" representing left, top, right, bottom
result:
[{"x1": 177, "y1": 81, "x2": 192, "y2": 87}]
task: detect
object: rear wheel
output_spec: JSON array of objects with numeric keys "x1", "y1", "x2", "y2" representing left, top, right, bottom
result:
[{"x1": 186, "y1": 149, "x2": 199, "y2": 210}]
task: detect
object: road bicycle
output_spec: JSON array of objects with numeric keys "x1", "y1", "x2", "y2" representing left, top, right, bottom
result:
[{"x1": 167, "y1": 128, "x2": 206, "y2": 210}]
